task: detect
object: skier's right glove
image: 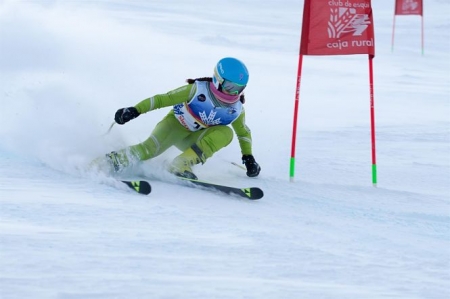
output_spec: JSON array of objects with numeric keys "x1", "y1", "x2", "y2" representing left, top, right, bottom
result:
[
  {"x1": 242, "y1": 155, "x2": 261, "y2": 177},
  {"x1": 114, "y1": 107, "x2": 140, "y2": 125}
]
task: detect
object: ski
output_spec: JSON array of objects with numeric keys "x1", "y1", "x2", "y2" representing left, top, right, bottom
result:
[
  {"x1": 121, "y1": 180, "x2": 152, "y2": 195},
  {"x1": 177, "y1": 177, "x2": 263, "y2": 200},
  {"x1": 119, "y1": 177, "x2": 262, "y2": 200}
]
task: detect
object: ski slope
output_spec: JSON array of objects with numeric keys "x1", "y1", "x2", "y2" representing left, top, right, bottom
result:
[{"x1": 1, "y1": 1, "x2": 449, "y2": 298}]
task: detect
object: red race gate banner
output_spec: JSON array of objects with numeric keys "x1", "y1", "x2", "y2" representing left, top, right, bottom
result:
[
  {"x1": 395, "y1": 0, "x2": 423, "y2": 16},
  {"x1": 290, "y1": 0, "x2": 378, "y2": 186},
  {"x1": 300, "y1": 0, "x2": 375, "y2": 56},
  {"x1": 391, "y1": 0, "x2": 424, "y2": 53}
]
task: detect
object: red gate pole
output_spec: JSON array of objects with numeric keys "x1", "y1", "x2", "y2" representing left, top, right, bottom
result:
[
  {"x1": 391, "y1": 14, "x2": 397, "y2": 52},
  {"x1": 368, "y1": 56, "x2": 377, "y2": 187},
  {"x1": 289, "y1": 54, "x2": 304, "y2": 182},
  {"x1": 421, "y1": 16, "x2": 424, "y2": 55}
]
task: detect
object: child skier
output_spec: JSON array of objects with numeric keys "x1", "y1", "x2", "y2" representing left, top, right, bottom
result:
[{"x1": 102, "y1": 57, "x2": 261, "y2": 180}]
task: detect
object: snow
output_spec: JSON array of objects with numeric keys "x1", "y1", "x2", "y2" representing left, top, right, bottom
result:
[{"x1": 0, "y1": 0, "x2": 449, "y2": 298}]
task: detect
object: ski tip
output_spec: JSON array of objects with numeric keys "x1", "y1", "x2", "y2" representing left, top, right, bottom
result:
[
  {"x1": 138, "y1": 181, "x2": 152, "y2": 195},
  {"x1": 122, "y1": 180, "x2": 152, "y2": 195},
  {"x1": 246, "y1": 187, "x2": 264, "y2": 200}
]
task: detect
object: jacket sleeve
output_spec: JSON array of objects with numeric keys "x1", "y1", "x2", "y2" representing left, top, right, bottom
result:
[
  {"x1": 231, "y1": 107, "x2": 253, "y2": 156},
  {"x1": 134, "y1": 84, "x2": 196, "y2": 114}
]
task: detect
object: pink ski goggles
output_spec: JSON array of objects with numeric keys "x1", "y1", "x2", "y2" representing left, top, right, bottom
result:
[
  {"x1": 210, "y1": 82, "x2": 241, "y2": 104},
  {"x1": 211, "y1": 74, "x2": 246, "y2": 104}
]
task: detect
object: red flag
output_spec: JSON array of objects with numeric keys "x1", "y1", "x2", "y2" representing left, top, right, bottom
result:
[
  {"x1": 300, "y1": 0, "x2": 375, "y2": 57},
  {"x1": 395, "y1": 0, "x2": 423, "y2": 16}
]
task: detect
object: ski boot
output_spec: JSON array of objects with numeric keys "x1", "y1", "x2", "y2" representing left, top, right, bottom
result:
[
  {"x1": 169, "y1": 146, "x2": 205, "y2": 180},
  {"x1": 105, "y1": 151, "x2": 128, "y2": 173}
]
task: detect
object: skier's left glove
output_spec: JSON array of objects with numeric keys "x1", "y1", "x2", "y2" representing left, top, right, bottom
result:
[
  {"x1": 242, "y1": 155, "x2": 261, "y2": 177},
  {"x1": 115, "y1": 107, "x2": 140, "y2": 125}
]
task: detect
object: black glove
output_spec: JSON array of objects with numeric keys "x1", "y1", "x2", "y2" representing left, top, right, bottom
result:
[
  {"x1": 242, "y1": 155, "x2": 261, "y2": 177},
  {"x1": 114, "y1": 107, "x2": 140, "y2": 125}
]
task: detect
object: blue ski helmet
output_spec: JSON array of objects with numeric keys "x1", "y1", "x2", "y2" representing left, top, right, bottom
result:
[{"x1": 211, "y1": 57, "x2": 249, "y2": 104}]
